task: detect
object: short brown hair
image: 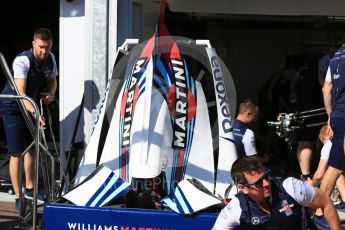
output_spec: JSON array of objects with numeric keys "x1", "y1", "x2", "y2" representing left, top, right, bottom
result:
[
  {"x1": 231, "y1": 157, "x2": 264, "y2": 184},
  {"x1": 319, "y1": 125, "x2": 328, "y2": 141},
  {"x1": 238, "y1": 98, "x2": 257, "y2": 115},
  {"x1": 33, "y1": 28, "x2": 53, "y2": 42}
]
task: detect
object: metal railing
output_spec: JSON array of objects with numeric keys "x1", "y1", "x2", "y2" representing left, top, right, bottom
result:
[
  {"x1": 0, "y1": 95, "x2": 40, "y2": 229},
  {"x1": 0, "y1": 52, "x2": 56, "y2": 229}
]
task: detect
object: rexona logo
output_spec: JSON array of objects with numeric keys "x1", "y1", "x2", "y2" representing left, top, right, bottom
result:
[
  {"x1": 208, "y1": 52, "x2": 232, "y2": 134},
  {"x1": 67, "y1": 223, "x2": 170, "y2": 230}
]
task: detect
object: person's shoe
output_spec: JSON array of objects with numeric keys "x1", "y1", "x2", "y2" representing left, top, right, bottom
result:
[
  {"x1": 15, "y1": 198, "x2": 20, "y2": 211},
  {"x1": 335, "y1": 200, "x2": 345, "y2": 210},
  {"x1": 22, "y1": 188, "x2": 45, "y2": 205},
  {"x1": 312, "y1": 215, "x2": 329, "y2": 229}
]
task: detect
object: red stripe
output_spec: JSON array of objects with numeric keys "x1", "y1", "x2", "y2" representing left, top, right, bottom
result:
[
  {"x1": 175, "y1": 149, "x2": 185, "y2": 183},
  {"x1": 187, "y1": 90, "x2": 196, "y2": 121},
  {"x1": 120, "y1": 90, "x2": 128, "y2": 118},
  {"x1": 140, "y1": 35, "x2": 155, "y2": 58},
  {"x1": 156, "y1": 0, "x2": 181, "y2": 61},
  {"x1": 121, "y1": 148, "x2": 127, "y2": 180}
]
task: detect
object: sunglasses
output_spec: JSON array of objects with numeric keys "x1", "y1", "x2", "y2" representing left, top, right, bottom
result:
[{"x1": 241, "y1": 172, "x2": 271, "y2": 189}]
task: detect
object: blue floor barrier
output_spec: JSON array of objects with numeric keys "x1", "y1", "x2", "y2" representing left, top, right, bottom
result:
[{"x1": 44, "y1": 204, "x2": 218, "y2": 230}]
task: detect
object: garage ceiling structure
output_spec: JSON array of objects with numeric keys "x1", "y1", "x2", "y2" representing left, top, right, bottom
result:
[
  {"x1": 2, "y1": 0, "x2": 345, "y2": 153},
  {"x1": 0, "y1": 0, "x2": 59, "y2": 145},
  {"x1": 0, "y1": 0, "x2": 59, "y2": 64}
]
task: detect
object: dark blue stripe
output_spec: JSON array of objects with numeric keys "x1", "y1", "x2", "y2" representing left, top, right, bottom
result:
[
  {"x1": 175, "y1": 186, "x2": 193, "y2": 214},
  {"x1": 94, "y1": 177, "x2": 130, "y2": 207},
  {"x1": 156, "y1": 58, "x2": 173, "y2": 85},
  {"x1": 85, "y1": 171, "x2": 115, "y2": 206},
  {"x1": 170, "y1": 149, "x2": 178, "y2": 193},
  {"x1": 138, "y1": 87, "x2": 145, "y2": 99},
  {"x1": 118, "y1": 117, "x2": 124, "y2": 171},
  {"x1": 153, "y1": 76, "x2": 168, "y2": 94},
  {"x1": 139, "y1": 78, "x2": 145, "y2": 90},
  {"x1": 170, "y1": 194, "x2": 184, "y2": 214}
]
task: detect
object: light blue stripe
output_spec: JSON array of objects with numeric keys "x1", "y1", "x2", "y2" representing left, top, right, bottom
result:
[
  {"x1": 233, "y1": 133, "x2": 244, "y2": 137},
  {"x1": 161, "y1": 198, "x2": 179, "y2": 213},
  {"x1": 125, "y1": 74, "x2": 132, "y2": 88},
  {"x1": 174, "y1": 187, "x2": 190, "y2": 213},
  {"x1": 90, "y1": 174, "x2": 119, "y2": 207},
  {"x1": 157, "y1": 58, "x2": 172, "y2": 86},
  {"x1": 139, "y1": 78, "x2": 146, "y2": 90},
  {"x1": 99, "y1": 182, "x2": 131, "y2": 207},
  {"x1": 138, "y1": 63, "x2": 148, "y2": 87}
]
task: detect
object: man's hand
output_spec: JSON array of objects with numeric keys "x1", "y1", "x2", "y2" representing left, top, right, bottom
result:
[
  {"x1": 40, "y1": 92, "x2": 54, "y2": 104},
  {"x1": 39, "y1": 115, "x2": 46, "y2": 129},
  {"x1": 305, "y1": 178, "x2": 313, "y2": 186},
  {"x1": 326, "y1": 119, "x2": 334, "y2": 137},
  {"x1": 31, "y1": 111, "x2": 45, "y2": 129}
]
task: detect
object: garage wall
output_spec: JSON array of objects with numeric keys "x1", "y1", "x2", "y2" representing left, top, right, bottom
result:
[
  {"x1": 207, "y1": 25, "x2": 345, "y2": 103},
  {"x1": 60, "y1": 0, "x2": 345, "y2": 157},
  {"x1": 169, "y1": 0, "x2": 345, "y2": 16}
]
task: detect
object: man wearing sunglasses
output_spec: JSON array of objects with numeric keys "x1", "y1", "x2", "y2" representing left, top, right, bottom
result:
[{"x1": 212, "y1": 157, "x2": 340, "y2": 230}]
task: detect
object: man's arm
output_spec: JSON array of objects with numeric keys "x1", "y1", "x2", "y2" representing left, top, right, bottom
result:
[
  {"x1": 212, "y1": 198, "x2": 241, "y2": 230},
  {"x1": 15, "y1": 78, "x2": 46, "y2": 127},
  {"x1": 307, "y1": 159, "x2": 328, "y2": 187},
  {"x1": 284, "y1": 177, "x2": 340, "y2": 230},
  {"x1": 242, "y1": 129, "x2": 257, "y2": 156},
  {"x1": 41, "y1": 77, "x2": 57, "y2": 104},
  {"x1": 322, "y1": 80, "x2": 333, "y2": 135},
  {"x1": 309, "y1": 188, "x2": 341, "y2": 230},
  {"x1": 14, "y1": 78, "x2": 36, "y2": 114},
  {"x1": 322, "y1": 81, "x2": 332, "y2": 117}
]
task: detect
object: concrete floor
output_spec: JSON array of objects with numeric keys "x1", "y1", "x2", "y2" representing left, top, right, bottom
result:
[{"x1": 0, "y1": 201, "x2": 20, "y2": 229}]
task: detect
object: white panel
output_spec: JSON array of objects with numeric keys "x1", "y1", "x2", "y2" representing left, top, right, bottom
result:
[
  {"x1": 108, "y1": 0, "x2": 119, "y2": 76},
  {"x1": 59, "y1": 0, "x2": 87, "y2": 158}
]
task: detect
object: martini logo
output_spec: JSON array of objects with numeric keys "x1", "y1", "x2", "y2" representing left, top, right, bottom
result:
[
  {"x1": 279, "y1": 200, "x2": 294, "y2": 216},
  {"x1": 171, "y1": 58, "x2": 188, "y2": 149},
  {"x1": 121, "y1": 58, "x2": 145, "y2": 147}
]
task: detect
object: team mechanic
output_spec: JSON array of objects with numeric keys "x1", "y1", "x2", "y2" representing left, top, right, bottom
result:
[
  {"x1": 0, "y1": 28, "x2": 58, "y2": 210},
  {"x1": 212, "y1": 157, "x2": 340, "y2": 230}
]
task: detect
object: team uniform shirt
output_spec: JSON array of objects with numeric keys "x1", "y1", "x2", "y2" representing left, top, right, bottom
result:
[
  {"x1": 325, "y1": 67, "x2": 331, "y2": 83},
  {"x1": 0, "y1": 49, "x2": 58, "y2": 114},
  {"x1": 214, "y1": 177, "x2": 316, "y2": 230},
  {"x1": 328, "y1": 44, "x2": 345, "y2": 118},
  {"x1": 320, "y1": 139, "x2": 332, "y2": 160},
  {"x1": 232, "y1": 119, "x2": 257, "y2": 157},
  {"x1": 327, "y1": 44, "x2": 345, "y2": 171}
]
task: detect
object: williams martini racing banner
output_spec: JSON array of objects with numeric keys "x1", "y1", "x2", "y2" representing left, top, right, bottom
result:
[{"x1": 44, "y1": 203, "x2": 218, "y2": 230}]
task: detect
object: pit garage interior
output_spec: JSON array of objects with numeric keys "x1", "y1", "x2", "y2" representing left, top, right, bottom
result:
[{"x1": 0, "y1": 0, "x2": 345, "y2": 183}]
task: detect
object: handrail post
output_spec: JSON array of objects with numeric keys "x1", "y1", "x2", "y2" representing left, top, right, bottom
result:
[{"x1": 0, "y1": 94, "x2": 40, "y2": 229}]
